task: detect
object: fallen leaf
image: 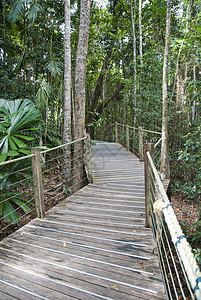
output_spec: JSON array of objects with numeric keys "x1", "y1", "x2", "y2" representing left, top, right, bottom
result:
[
  {"x1": 20, "y1": 232, "x2": 24, "y2": 236},
  {"x1": 61, "y1": 203, "x2": 67, "y2": 206},
  {"x1": 110, "y1": 284, "x2": 118, "y2": 291},
  {"x1": 63, "y1": 242, "x2": 66, "y2": 247},
  {"x1": 142, "y1": 262, "x2": 146, "y2": 268}
]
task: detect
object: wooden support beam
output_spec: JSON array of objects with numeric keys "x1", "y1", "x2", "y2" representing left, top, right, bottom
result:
[
  {"x1": 126, "y1": 124, "x2": 129, "y2": 151},
  {"x1": 144, "y1": 143, "x2": 154, "y2": 228},
  {"x1": 84, "y1": 134, "x2": 93, "y2": 184},
  {"x1": 139, "y1": 126, "x2": 143, "y2": 161},
  {"x1": 31, "y1": 148, "x2": 45, "y2": 218},
  {"x1": 115, "y1": 122, "x2": 118, "y2": 143}
]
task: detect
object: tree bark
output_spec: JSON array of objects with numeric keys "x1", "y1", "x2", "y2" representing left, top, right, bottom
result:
[
  {"x1": 63, "y1": 0, "x2": 71, "y2": 189},
  {"x1": 3, "y1": 0, "x2": 6, "y2": 37},
  {"x1": 88, "y1": 55, "x2": 111, "y2": 125},
  {"x1": 139, "y1": 0, "x2": 143, "y2": 65},
  {"x1": 130, "y1": 0, "x2": 137, "y2": 106},
  {"x1": 74, "y1": 0, "x2": 90, "y2": 140},
  {"x1": 160, "y1": 0, "x2": 171, "y2": 180},
  {"x1": 74, "y1": 0, "x2": 90, "y2": 191},
  {"x1": 130, "y1": 0, "x2": 137, "y2": 148}
]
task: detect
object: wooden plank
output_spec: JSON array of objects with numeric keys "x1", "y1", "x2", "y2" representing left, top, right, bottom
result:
[
  {"x1": 5, "y1": 233, "x2": 159, "y2": 274},
  {"x1": 0, "y1": 249, "x2": 165, "y2": 299},
  {"x1": 0, "y1": 142, "x2": 167, "y2": 299},
  {"x1": 0, "y1": 243, "x2": 164, "y2": 292}
]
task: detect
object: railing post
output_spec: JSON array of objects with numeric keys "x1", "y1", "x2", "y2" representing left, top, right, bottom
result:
[
  {"x1": 139, "y1": 126, "x2": 143, "y2": 161},
  {"x1": 115, "y1": 122, "x2": 118, "y2": 143},
  {"x1": 31, "y1": 148, "x2": 45, "y2": 218},
  {"x1": 144, "y1": 143, "x2": 154, "y2": 228},
  {"x1": 126, "y1": 124, "x2": 129, "y2": 151},
  {"x1": 84, "y1": 133, "x2": 93, "y2": 184}
]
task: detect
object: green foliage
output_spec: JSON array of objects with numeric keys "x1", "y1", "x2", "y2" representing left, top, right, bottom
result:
[
  {"x1": 35, "y1": 77, "x2": 53, "y2": 114},
  {"x1": 177, "y1": 124, "x2": 201, "y2": 199},
  {"x1": 0, "y1": 99, "x2": 41, "y2": 223},
  {"x1": 193, "y1": 248, "x2": 201, "y2": 266},
  {"x1": 0, "y1": 99, "x2": 41, "y2": 162},
  {"x1": 0, "y1": 191, "x2": 34, "y2": 224},
  {"x1": 192, "y1": 220, "x2": 201, "y2": 244}
]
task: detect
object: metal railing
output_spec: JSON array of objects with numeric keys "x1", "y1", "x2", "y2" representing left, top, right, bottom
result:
[
  {"x1": 113, "y1": 122, "x2": 201, "y2": 299},
  {"x1": 0, "y1": 135, "x2": 93, "y2": 239},
  {"x1": 144, "y1": 144, "x2": 201, "y2": 300}
]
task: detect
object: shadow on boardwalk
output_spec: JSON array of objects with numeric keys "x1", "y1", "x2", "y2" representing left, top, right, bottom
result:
[{"x1": 0, "y1": 142, "x2": 166, "y2": 299}]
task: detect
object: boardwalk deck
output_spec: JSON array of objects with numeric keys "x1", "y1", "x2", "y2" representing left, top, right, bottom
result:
[{"x1": 0, "y1": 142, "x2": 166, "y2": 299}]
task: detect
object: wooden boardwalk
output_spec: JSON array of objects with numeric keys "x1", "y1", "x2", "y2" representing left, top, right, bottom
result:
[{"x1": 0, "y1": 142, "x2": 166, "y2": 299}]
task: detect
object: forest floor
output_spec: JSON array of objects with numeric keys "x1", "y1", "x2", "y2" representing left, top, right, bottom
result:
[{"x1": 171, "y1": 194, "x2": 200, "y2": 229}]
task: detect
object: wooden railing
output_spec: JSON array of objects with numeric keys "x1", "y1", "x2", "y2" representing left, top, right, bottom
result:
[
  {"x1": 145, "y1": 144, "x2": 201, "y2": 299},
  {"x1": 115, "y1": 121, "x2": 162, "y2": 165},
  {"x1": 0, "y1": 135, "x2": 93, "y2": 236},
  {"x1": 114, "y1": 122, "x2": 201, "y2": 299}
]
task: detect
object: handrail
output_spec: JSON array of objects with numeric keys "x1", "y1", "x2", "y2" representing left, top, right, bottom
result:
[
  {"x1": 115, "y1": 121, "x2": 162, "y2": 163},
  {"x1": 41, "y1": 137, "x2": 87, "y2": 154},
  {"x1": 116, "y1": 122, "x2": 161, "y2": 134},
  {"x1": 0, "y1": 153, "x2": 35, "y2": 167},
  {"x1": 113, "y1": 122, "x2": 200, "y2": 298},
  {"x1": 146, "y1": 151, "x2": 201, "y2": 299},
  {"x1": 0, "y1": 135, "x2": 93, "y2": 235},
  {"x1": 142, "y1": 129, "x2": 162, "y2": 135},
  {"x1": 0, "y1": 137, "x2": 87, "y2": 167},
  {"x1": 154, "y1": 137, "x2": 162, "y2": 148},
  {"x1": 127, "y1": 125, "x2": 138, "y2": 130}
]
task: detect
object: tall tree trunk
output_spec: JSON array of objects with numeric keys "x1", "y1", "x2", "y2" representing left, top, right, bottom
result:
[
  {"x1": 63, "y1": 0, "x2": 71, "y2": 189},
  {"x1": 130, "y1": 0, "x2": 137, "y2": 149},
  {"x1": 176, "y1": 68, "x2": 185, "y2": 109},
  {"x1": 192, "y1": 60, "x2": 197, "y2": 122},
  {"x1": 160, "y1": 0, "x2": 171, "y2": 180},
  {"x1": 74, "y1": 0, "x2": 90, "y2": 191},
  {"x1": 3, "y1": 0, "x2": 6, "y2": 37},
  {"x1": 88, "y1": 55, "x2": 111, "y2": 126},
  {"x1": 139, "y1": 0, "x2": 143, "y2": 66}
]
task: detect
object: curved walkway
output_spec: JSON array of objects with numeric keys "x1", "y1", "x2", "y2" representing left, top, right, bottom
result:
[{"x1": 0, "y1": 142, "x2": 166, "y2": 299}]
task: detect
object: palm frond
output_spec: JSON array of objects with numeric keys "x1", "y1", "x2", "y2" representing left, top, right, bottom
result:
[
  {"x1": 7, "y1": 0, "x2": 25, "y2": 23},
  {"x1": 35, "y1": 79, "x2": 53, "y2": 112},
  {"x1": 28, "y1": 3, "x2": 42, "y2": 22},
  {"x1": 45, "y1": 60, "x2": 64, "y2": 77}
]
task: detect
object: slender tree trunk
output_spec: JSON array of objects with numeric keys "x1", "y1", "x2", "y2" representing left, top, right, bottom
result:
[
  {"x1": 3, "y1": 0, "x2": 6, "y2": 37},
  {"x1": 160, "y1": 0, "x2": 171, "y2": 180},
  {"x1": 192, "y1": 60, "x2": 197, "y2": 122},
  {"x1": 130, "y1": 0, "x2": 137, "y2": 106},
  {"x1": 63, "y1": 0, "x2": 71, "y2": 189},
  {"x1": 176, "y1": 68, "x2": 185, "y2": 109},
  {"x1": 130, "y1": 0, "x2": 137, "y2": 148},
  {"x1": 170, "y1": 4, "x2": 189, "y2": 103},
  {"x1": 74, "y1": 0, "x2": 90, "y2": 191},
  {"x1": 139, "y1": 0, "x2": 143, "y2": 66},
  {"x1": 74, "y1": 0, "x2": 90, "y2": 140}
]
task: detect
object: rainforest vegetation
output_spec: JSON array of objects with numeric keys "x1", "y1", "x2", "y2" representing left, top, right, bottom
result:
[{"x1": 0, "y1": 0, "x2": 200, "y2": 260}]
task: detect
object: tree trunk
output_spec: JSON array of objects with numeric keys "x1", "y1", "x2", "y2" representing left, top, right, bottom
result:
[
  {"x1": 3, "y1": 0, "x2": 6, "y2": 37},
  {"x1": 88, "y1": 55, "x2": 111, "y2": 125},
  {"x1": 63, "y1": 0, "x2": 71, "y2": 189},
  {"x1": 176, "y1": 68, "x2": 185, "y2": 109},
  {"x1": 139, "y1": 0, "x2": 143, "y2": 66},
  {"x1": 160, "y1": 0, "x2": 171, "y2": 180},
  {"x1": 74, "y1": 0, "x2": 90, "y2": 191},
  {"x1": 192, "y1": 60, "x2": 197, "y2": 122},
  {"x1": 130, "y1": 0, "x2": 137, "y2": 147}
]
